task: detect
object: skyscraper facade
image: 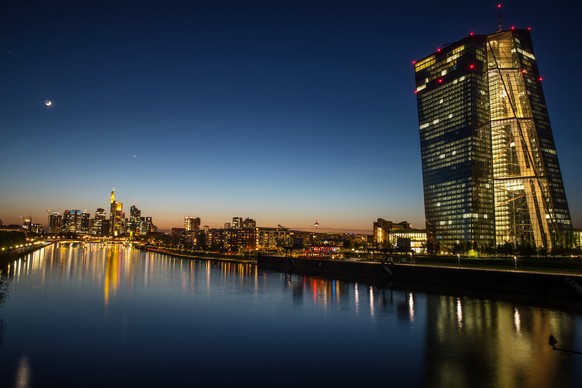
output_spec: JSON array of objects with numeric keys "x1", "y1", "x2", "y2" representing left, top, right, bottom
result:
[
  {"x1": 184, "y1": 216, "x2": 201, "y2": 231},
  {"x1": 109, "y1": 189, "x2": 123, "y2": 236},
  {"x1": 414, "y1": 28, "x2": 572, "y2": 251},
  {"x1": 49, "y1": 212, "x2": 62, "y2": 233},
  {"x1": 92, "y1": 208, "x2": 107, "y2": 236}
]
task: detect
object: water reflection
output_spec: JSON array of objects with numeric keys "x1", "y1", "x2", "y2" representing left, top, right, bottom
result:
[
  {"x1": 14, "y1": 355, "x2": 31, "y2": 388},
  {"x1": 0, "y1": 244, "x2": 579, "y2": 387},
  {"x1": 423, "y1": 295, "x2": 576, "y2": 388},
  {"x1": 276, "y1": 271, "x2": 578, "y2": 387},
  {"x1": 4, "y1": 244, "x2": 258, "y2": 309},
  {"x1": 0, "y1": 266, "x2": 9, "y2": 348}
]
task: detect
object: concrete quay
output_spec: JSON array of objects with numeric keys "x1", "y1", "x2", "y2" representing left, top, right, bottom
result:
[{"x1": 257, "y1": 255, "x2": 582, "y2": 301}]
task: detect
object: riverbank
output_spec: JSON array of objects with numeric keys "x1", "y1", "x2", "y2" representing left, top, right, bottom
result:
[
  {"x1": 138, "y1": 246, "x2": 257, "y2": 264},
  {"x1": 0, "y1": 242, "x2": 51, "y2": 266},
  {"x1": 133, "y1": 247, "x2": 582, "y2": 302},
  {"x1": 257, "y1": 255, "x2": 582, "y2": 302}
]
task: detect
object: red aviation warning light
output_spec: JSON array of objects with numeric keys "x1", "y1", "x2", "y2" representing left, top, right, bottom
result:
[
  {"x1": 469, "y1": 64, "x2": 475, "y2": 70},
  {"x1": 538, "y1": 76, "x2": 544, "y2": 81},
  {"x1": 437, "y1": 78, "x2": 443, "y2": 84}
]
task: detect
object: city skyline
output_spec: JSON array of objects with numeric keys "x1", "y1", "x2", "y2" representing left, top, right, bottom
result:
[{"x1": 1, "y1": 1, "x2": 581, "y2": 233}]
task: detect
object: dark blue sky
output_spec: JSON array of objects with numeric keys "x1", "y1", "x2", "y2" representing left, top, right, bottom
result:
[{"x1": 1, "y1": 0, "x2": 580, "y2": 232}]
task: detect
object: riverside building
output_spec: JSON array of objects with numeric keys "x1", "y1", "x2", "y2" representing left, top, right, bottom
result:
[{"x1": 414, "y1": 26, "x2": 572, "y2": 251}]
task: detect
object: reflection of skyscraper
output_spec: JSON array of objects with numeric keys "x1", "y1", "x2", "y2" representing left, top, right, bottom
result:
[
  {"x1": 414, "y1": 28, "x2": 572, "y2": 250},
  {"x1": 422, "y1": 295, "x2": 575, "y2": 387},
  {"x1": 109, "y1": 189, "x2": 123, "y2": 236}
]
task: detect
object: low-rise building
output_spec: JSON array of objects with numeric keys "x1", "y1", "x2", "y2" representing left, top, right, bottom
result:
[{"x1": 373, "y1": 218, "x2": 427, "y2": 253}]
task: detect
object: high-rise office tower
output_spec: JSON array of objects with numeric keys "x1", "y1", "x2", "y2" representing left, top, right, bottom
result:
[
  {"x1": 242, "y1": 217, "x2": 256, "y2": 228},
  {"x1": 232, "y1": 217, "x2": 243, "y2": 229},
  {"x1": 414, "y1": 27, "x2": 572, "y2": 251},
  {"x1": 80, "y1": 211, "x2": 90, "y2": 234},
  {"x1": 49, "y1": 212, "x2": 62, "y2": 233},
  {"x1": 63, "y1": 210, "x2": 82, "y2": 233},
  {"x1": 92, "y1": 208, "x2": 107, "y2": 236},
  {"x1": 128, "y1": 205, "x2": 142, "y2": 236},
  {"x1": 184, "y1": 216, "x2": 201, "y2": 231},
  {"x1": 109, "y1": 189, "x2": 123, "y2": 236}
]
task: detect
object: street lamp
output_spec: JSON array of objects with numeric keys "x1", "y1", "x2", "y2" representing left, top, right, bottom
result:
[{"x1": 514, "y1": 256, "x2": 517, "y2": 270}]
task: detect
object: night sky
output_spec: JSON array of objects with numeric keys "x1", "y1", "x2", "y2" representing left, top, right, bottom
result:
[{"x1": 1, "y1": 0, "x2": 580, "y2": 233}]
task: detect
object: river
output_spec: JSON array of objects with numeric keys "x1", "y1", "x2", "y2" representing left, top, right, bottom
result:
[{"x1": 0, "y1": 243, "x2": 580, "y2": 387}]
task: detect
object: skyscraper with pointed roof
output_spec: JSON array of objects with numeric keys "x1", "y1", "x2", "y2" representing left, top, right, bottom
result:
[{"x1": 109, "y1": 188, "x2": 123, "y2": 236}]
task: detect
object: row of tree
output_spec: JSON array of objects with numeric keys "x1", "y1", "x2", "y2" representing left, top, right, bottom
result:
[
  {"x1": 0, "y1": 231, "x2": 26, "y2": 248},
  {"x1": 426, "y1": 240, "x2": 581, "y2": 257}
]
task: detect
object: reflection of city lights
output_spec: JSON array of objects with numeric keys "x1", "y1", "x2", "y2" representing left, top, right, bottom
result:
[
  {"x1": 205, "y1": 261, "x2": 211, "y2": 292},
  {"x1": 408, "y1": 292, "x2": 414, "y2": 321},
  {"x1": 14, "y1": 356, "x2": 31, "y2": 388},
  {"x1": 456, "y1": 297, "x2": 463, "y2": 329},
  {"x1": 514, "y1": 307, "x2": 522, "y2": 335},
  {"x1": 369, "y1": 286, "x2": 375, "y2": 318},
  {"x1": 312, "y1": 279, "x2": 318, "y2": 304},
  {"x1": 354, "y1": 283, "x2": 359, "y2": 315}
]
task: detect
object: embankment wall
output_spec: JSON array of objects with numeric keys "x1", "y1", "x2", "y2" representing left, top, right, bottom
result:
[{"x1": 257, "y1": 255, "x2": 582, "y2": 301}]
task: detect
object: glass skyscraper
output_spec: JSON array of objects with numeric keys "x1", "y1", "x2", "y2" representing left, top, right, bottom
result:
[{"x1": 414, "y1": 28, "x2": 572, "y2": 251}]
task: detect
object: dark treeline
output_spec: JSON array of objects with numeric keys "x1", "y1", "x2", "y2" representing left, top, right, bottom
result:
[{"x1": 0, "y1": 231, "x2": 26, "y2": 248}]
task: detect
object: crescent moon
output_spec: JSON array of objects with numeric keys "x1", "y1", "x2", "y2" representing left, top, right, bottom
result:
[{"x1": 45, "y1": 100, "x2": 52, "y2": 107}]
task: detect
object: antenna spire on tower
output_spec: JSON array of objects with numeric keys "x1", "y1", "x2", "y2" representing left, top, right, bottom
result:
[{"x1": 497, "y1": 3, "x2": 502, "y2": 32}]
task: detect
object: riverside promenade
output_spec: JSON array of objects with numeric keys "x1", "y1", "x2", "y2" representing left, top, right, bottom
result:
[
  {"x1": 0, "y1": 242, "x2": 51, "y2": 266},
  {"x1": 127, "y1": 246, "x2": 582, "y2": 303},
  {"x1": 257, "y1": 254, "x2": 582, "y2": 302},
  {"x1": 139, "y1": 246, "x2": 256, "y2": 264}
]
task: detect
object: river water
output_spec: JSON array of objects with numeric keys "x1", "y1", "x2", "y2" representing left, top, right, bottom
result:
[{"x1": 0, "y1": 243, "x2": 581, "y2": 387}]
